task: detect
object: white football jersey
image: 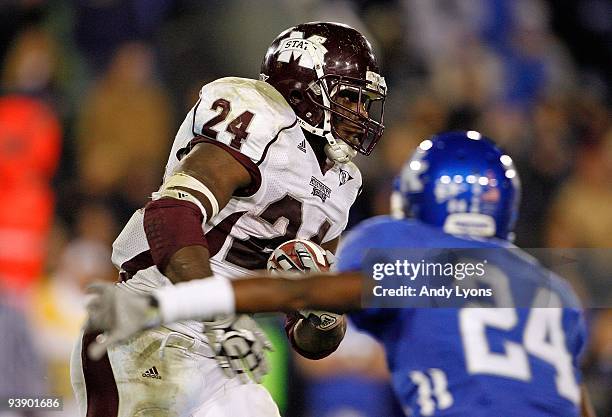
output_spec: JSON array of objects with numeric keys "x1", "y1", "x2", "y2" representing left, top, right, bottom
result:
[{"x1": 111, "y1": 77, "x2": 361, "y2": 336}]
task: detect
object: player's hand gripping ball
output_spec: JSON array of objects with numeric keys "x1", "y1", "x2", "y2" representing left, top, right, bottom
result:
[{"x1": 267, "y1": 239, "x2": 342, "y2": 331}]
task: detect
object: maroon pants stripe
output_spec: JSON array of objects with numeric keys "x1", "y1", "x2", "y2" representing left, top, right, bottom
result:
[{"x1": 81, "y1": 332, "x2": 119, "y2": 417}]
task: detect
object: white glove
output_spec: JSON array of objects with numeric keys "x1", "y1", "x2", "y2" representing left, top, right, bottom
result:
[
  {"x1": 270, "y1": 241, "x2": 343, "y2": 331},
  {"x1": 85, "y1": 283, "x2": 161, "y2": 360},
  {"x1": 205, "y1": 315, "x2": 273, "y2": 383}
]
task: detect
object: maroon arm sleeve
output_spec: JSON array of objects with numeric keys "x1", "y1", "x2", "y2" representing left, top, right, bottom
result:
[{"x1": 143, "y1": 199, "x2": 208, "y2": 272}]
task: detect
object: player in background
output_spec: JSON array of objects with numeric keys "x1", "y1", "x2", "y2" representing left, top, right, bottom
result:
[
  {"x1": 87, "y1": 131, "x2": 596, "y2": 417},
  {"x1": 72, "y1": 22, "x2": 386, "y2": 417}
]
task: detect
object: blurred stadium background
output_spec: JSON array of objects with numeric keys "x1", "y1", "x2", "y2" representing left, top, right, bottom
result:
[{"x1": 0, "y1": 1, "x2": 610, "y2": 416}]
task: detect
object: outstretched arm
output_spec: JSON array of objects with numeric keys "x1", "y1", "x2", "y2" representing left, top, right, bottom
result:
[
  {"x1": 149, "y1": 270, "x2": 364, "y2": 330},
  {"x1": 85, "y1": 270, "x2": 364, "y2": 359},
  {"x1": 231, "y1": 272, "x2": 363, "y2": 314}
]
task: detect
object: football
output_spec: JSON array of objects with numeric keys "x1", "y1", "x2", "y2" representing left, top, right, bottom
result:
[{"x1": 266, "y1": 239, "x2": 332, "y2": 274}]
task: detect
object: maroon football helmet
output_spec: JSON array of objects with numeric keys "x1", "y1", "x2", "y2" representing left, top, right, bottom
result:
[{"x1": 261, "y1": 22, "x2": 386, "y2": 162}]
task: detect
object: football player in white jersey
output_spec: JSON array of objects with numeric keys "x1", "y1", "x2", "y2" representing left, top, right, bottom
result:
[{"x1": 71, "y1": 22, "x2": 386, "y2": 417}]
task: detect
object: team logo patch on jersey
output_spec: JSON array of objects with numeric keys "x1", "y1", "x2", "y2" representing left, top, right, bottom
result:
[
  {"x1": 338, "y1": 168, "x2": 354, "y2": 186},
  {"x1": 297, "y1": 139, "x2": 307, "y2": 153},
  {"x1": 310, "y1": 176, "x2": 331, "y2": 202}
]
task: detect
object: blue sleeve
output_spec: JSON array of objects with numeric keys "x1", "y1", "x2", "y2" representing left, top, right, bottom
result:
[
  {"x1": 335, "y1": 222, "x2": 375, "y2": 272},
  {"x1": 335, "y1": 216, "x2": 397, "y2": 273},
  {"x1": 336, "y1": 218, "x2": 402, "y2": 337},
  {"x1": 553, "y1": 278, "x2": 587, "y2": 362},
  {"x1": 566, "y1": 308, "x2": 587, "y2": 363}
]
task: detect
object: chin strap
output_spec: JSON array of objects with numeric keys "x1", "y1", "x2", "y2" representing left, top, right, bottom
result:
[
  {"x1": 323, "y1": 132, "x2": 357, "y2": 164},
  {"x1": 298, "y1": 116, "x2": 357, "y2": 163}
]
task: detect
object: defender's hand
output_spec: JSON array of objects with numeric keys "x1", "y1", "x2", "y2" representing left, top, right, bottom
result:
[{"x1": 85, "y1": 283, "x2": 161, "y2": 360}]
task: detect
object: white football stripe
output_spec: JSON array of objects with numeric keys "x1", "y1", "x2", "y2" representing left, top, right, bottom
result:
[{"x1": 302, "y1": 240, "x2": 326, "y2": 266}]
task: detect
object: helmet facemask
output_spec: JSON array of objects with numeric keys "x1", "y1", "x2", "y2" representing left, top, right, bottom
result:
[{"x1": 301, "y1": 72, "x2": 386, "y2": 163}]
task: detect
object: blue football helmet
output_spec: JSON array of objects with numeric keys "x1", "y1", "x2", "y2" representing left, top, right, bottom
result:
[{"x1": 397, "y1": 131, "x2": 521, "y2": 240}]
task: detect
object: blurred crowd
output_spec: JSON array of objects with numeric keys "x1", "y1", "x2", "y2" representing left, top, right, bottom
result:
[{"x1": 0, "y1": 1, "x2": 610, "y2": 416}]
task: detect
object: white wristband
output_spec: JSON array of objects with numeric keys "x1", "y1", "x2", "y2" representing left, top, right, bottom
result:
[{"x1": 153, "y1": 276, "x2": 235, "y2": 323}]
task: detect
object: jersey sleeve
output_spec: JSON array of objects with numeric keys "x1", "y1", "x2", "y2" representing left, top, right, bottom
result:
[
  {"x1": 335, "y1": 216, "x2": 389, "y2": 272},
  {"x1": 552, "y1": 277, "x2": 587, "y2": 362},
  {"x1": 336, "y1": 217, "x2": 403, "y2": 337},
  {"x1": 562, "y1": 306, "x2": 588, "y2": 368},
  {"x1": 188, "y1": 77, "x2": 296, "y2": 162},
  {"x1": 335, "y1": 228, "x2": 368, "y2": 272}
]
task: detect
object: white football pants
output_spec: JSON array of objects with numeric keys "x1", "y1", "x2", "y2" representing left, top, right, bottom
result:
[{"x1": 70, "y1": 327, "x2": 281, "y2": 417}]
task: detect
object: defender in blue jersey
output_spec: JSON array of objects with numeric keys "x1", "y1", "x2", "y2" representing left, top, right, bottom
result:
[
  {"x1": 336, "y1": 217, "x2": 586, "y2": 417},
  {"x1": 332, "y1": 131, "x2": 589, "y2": 416},
  {"x1": 86, "y1": 132, "x2": 595, "y2": 416}
]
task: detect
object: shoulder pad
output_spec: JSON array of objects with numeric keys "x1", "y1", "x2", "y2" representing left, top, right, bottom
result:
[{"x1": 192, "y1": 77, "x2": 297, "y2": 162}]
